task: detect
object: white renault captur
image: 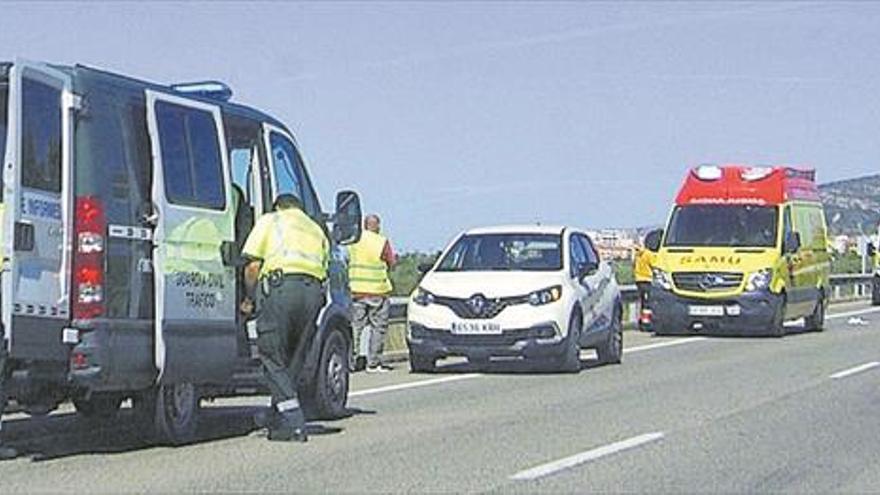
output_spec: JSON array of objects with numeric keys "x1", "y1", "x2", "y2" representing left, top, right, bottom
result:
[{"x1": 407, "y1": 225, "x2": 623, "y2": 372}]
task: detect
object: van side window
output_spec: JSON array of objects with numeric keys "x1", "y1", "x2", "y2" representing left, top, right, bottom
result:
[
  {"x1": 792, "y1": 205, "x2": 824, "y2": 251},
  {"x1": 268, "y1": 131, "x2": 321, "y2": 219},
  {"x1": 155, "y1": 101, "x2": 225, "y2": 210},
  {"x1": 783, "y1": 206, "x2": 793, "y2": 241},
  {"x1": 21, "y1": 77, "x2": 62, "y2": 193}
]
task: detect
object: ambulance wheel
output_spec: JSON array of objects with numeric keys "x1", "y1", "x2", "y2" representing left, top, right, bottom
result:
[
  {"x1": 769, "y1": 295, "x2": 786, "y2": 338},
  {"x1": 301, "y1": 327, "x2": 349, "y2": 420},
  {"x1": 74, "y1": 393, "x2": 123, "y2": 420},
  {"x1": 153, "y1": 383, "x2": 200, "y2": 445},
  {"x1": 872, "y1": 279, "x2": 880, "y2": 306}
]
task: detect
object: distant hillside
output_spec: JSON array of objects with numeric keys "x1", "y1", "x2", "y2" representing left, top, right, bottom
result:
[{"x1": 820, "y1": 174, "x2": 880, "y2": 235}]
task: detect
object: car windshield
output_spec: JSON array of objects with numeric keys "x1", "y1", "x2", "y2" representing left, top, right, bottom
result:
[
  {"x1": 436, "y1": 233, "x2": 562, "y2": 272},
  {"x1": 664, "y1": 205, "x2": 779, "y2": 248}
]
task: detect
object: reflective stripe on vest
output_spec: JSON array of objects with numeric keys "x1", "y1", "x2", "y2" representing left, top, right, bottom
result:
[
  {"x1": 261, "y1": 209, "x2": 328, "y2": 280},
  {"x1": 348, "y1": 230, "x2": 392, "y2": 295}
]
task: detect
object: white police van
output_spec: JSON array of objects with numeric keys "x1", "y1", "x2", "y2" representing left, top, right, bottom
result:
[{"x1": 0, "y1": 59, "x2": 362, "y2": 443}]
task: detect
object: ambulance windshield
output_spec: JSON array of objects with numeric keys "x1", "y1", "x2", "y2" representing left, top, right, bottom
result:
[{"x1": 665, "y1": 205, "x2": 778, "y2": 248}]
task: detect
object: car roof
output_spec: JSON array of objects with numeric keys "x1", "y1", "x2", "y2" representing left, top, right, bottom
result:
[{"x1": 464, "y1": 224, "x2": 571, "y2": 236}]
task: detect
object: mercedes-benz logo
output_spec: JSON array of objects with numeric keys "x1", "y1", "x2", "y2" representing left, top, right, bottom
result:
[
  {"x1": 467, "y1": 294, "x2": 487, "y2": 316},
  {"x1": 699, "y1": 274, "x2": 726, "y2": 290}
]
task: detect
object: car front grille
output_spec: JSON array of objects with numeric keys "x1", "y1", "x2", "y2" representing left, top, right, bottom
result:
[
  {"x1": 672, "y1": 272, "x2": 744, "y2": 293},
  {"x1": 433, "y1": 294, "x2": 528, "y2": 319}
]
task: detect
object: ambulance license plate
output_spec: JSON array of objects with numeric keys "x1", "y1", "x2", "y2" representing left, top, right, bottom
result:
[
  {"x1": 689, "y1": 305, "x2": 724, "y2": 317},
  {"x1": 451, "y1": 321, "x2": 503, "y2": 334}
]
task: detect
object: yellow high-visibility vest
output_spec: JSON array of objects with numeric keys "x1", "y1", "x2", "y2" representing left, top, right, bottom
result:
[
  {"x1": 633, "y1": 248, "x2": 655, "y2": 283},
  {"x1": 242, "y1": 208, "x2": 329, "y2": 280},
  {"x1": 348, "y1": 230, "x2": 392, "y2": 295}
]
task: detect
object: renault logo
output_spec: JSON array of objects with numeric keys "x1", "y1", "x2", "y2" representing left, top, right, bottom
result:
[{"x1": 467, "y1": 294, "x2": 487, "y2": 316}]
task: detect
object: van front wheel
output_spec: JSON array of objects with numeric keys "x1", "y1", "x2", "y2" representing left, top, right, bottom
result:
[{"x1": 301, "y1": 327, "x2": 350, "y2": 420}]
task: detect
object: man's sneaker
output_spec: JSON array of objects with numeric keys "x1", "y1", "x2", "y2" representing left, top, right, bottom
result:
[{"x1": 365, "y1": 365, "x2": 392, "y2": 374}]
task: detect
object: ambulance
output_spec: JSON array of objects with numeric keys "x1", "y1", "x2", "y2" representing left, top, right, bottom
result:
[
  {"x1": 644, "y1": 165, "x2": 830, "y2": 336},
  {"x1": 0, "y1": 60, "x2": 362, "y2": 443}
]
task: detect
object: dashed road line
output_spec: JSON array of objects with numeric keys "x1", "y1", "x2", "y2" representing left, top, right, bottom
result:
[
  {"x1": 510, "y1": 432, "x2": 665, "y2": 481},
  {"x1": 826, "y1": 306, "x2": 880, "y2": 321},
  {"x1": 350, "y1": 374, "x2": 481, "y2": 398},
  {"x1": 829, "y1": 361, "x2": 880, "y2": 380},
  {"x1": 623, "y1": 337, "x2": 708, "y2": 355}
]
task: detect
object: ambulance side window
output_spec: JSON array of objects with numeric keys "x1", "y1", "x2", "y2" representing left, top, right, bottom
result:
[
  {"x1": 782, "y1": 206, "x2": 793, "y2": 250},
  {"x1": 21, "y1": 77, "x2": 62, "y2": 193},
  {"x1": 155, "y1": 101, "x2": 225, "y2": 210}
]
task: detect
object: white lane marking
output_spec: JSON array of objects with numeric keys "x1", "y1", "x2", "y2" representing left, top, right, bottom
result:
[
  {"x1": 350, "y1": 374, "x2": 481, "y2": 398},
  {"x1": 510, "y1": 432, "x2": 665, "y2": 481},
  {"x1": 624, "y1": 337, "x2": 708, "y2": 355},
  {"x1": 827, "y1": 306, "x2": 880, "y2": 321},
  {"x1": 830, "y1": 361, "x2": 880, "y2": 380}
]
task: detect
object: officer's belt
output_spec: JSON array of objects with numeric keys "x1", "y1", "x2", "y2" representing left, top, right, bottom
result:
[{"x1": 263, "y1": 269, "x2": 322, "y2": 288}]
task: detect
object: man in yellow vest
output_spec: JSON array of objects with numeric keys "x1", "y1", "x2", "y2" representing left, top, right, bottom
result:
[
  {"x1": 240, "y1": 194, "x2": 329, "y2": 442},
  {"x1": 348, "y1": 214, "x2": 396, "y2": 373},
  {"x1": 633, "y1": 242, "x2": 656, "y2": 331}
]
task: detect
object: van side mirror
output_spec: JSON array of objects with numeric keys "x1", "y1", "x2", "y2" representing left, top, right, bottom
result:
[
  {"x1": 644, "y1": 229, "x2": 663, "y2": 252},
  {"x1": 783, "y1": 231, "x2": 801, "y2": 254},
  {"x1": 331, "y1": 190, "x2": 362, "y2": 245}
]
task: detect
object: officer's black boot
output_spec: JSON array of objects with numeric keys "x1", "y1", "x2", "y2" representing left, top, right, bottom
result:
[
  {"x1": 0, "y1": 441, "x2": 18, "y2": 460},
  {"x1": 268, "y1": 408, "x2": 308, "y2": 443}
]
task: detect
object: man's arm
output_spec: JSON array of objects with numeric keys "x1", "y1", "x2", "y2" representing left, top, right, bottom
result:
[
  {"x1": 241, "y1": 259, "x2": 262, "y2": 315},
  {"x1": 381, "y1": 240, "x2": 397, "y2": 269}
]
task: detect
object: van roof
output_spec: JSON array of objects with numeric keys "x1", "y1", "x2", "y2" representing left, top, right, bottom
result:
[{"x1": 675, "y1": 164, "x2": 820, "y2": 207}]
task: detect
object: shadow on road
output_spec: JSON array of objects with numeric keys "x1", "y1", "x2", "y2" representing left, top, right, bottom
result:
[
  {"x1": 1, "y1": 404, "x2": 347, "y2": 462},
  {"x1": 426, "y1": 356, "x2": 608, "y2": 375}
]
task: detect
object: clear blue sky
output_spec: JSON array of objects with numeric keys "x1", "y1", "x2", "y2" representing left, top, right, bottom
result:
[{"x1": 2, "y1": 1, "x2": 879, "y2": 251}]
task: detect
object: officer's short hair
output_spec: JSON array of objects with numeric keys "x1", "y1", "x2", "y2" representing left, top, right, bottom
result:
[{"x1": 274, "y1": 194, "x2": 303, "y2": 211}]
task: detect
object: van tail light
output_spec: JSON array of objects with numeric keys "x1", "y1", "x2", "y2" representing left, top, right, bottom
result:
[{"x1": 72, "y1": 196, "x2": 105, "y2": 319}]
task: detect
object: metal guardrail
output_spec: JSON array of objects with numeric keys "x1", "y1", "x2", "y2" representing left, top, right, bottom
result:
[{"x1": 389, "y1": 273, "x2": 876, "y2": 327}]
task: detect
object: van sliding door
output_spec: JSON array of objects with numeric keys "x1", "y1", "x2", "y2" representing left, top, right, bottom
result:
[
  {"x1": 145, "y1": 91, "x2": 237, "y2": 384},
  {"x1": 2, "y1": 61, "x2": 74, "y2": 361}
]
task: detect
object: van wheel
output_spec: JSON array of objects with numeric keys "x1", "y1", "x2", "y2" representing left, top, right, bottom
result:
[
  {"x1": 301, "y1": 327, "x2": 349, "y2": 420},
  {"x1": 560, "y1": 311, "x2": 582, "y2": 373},
  {"x1": 154, "y1": 383, "x2": 200, "y2": 445},
  {"x1": 597, "y1": 307, "x2": 623, "y2": 365},
  {"x1": 770, "y1": 296, "x2": 786, "y2": 338},
  {"x1": 805, "y1": 295, "x2": 825, "y2": 332},
  {"x1": 74, "y1": 393, "x2": 123, "y2": 420},
  {"x1": 410, "y1": 354, "x2": 436, "y2": 373}
]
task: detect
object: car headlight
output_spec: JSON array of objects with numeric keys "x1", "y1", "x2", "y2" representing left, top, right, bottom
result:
[
  {"x1": 528, "y1": 285, "x2": 562, "y2": 306},
  {"x1": 413, "y1": 288, "x2": 435, "y2": 306},
  {"x1": 745, "y1": 268, "x2": 772, "y2": 292},
  {"x1": 652, "y1": 268, "x2": 673, "y2": 290}
]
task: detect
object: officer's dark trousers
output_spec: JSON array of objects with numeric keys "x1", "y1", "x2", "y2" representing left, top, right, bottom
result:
[{"x1": 256, "y1": 275, "x2": 324, "y2": 412}]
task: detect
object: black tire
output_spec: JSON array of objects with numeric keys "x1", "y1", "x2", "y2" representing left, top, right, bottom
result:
[
  {"x1": 769, "y1": 295, "x2": 786, "y2": 338},
  {"x1": 559, "y1": 310, "x2": 582, "y2": 373},
  {"x1": 153, "y1": 383, "x2": 200, "y2": 446},
  {"x1": 410, "y1": 354, "x2": 436, "y2": 373},
  {"x1": 872, "y1": 278, "x2": 880, "y2": 306},
  {"x1": 300, "y1": 327, "x2": 350, "y2": 420},
  {"x1": 805, "y1": 294, "x2": 826, "y2": 332},
  {"x1": 73, "y1": 393, "x2": 123, "y2": 420},
  {"x1": 597, "y1": 306, "x2": 623, "y2": 365}
]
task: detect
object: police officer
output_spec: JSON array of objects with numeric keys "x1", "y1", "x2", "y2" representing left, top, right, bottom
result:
[{"x1": 240, "y1": 194, "x2": 329, "y2": 442}]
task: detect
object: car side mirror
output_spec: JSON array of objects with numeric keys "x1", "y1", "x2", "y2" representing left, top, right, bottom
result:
[
  {"x1": 417, "y1": 262, "x2": 433, "y2": 274},
  {"x1": 783, "y1": 231, "x2": 801, "y2": 254},
  {"x1": 331, "y1": 190, "x2": 362, "y2": 245},
  {"x1": 644, "y1": 229, "x2": 663, "y2": 252}
]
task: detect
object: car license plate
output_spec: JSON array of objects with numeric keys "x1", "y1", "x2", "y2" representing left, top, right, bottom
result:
[
  {"x1": 451, "y1": 321, "x2": 503, "y2": 334},
  {"x1": 689, "y1": 305, "x2": 724, "y2": 317}
]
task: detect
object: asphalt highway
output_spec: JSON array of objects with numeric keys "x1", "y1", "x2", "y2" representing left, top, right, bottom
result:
[{"x1": 0, "y1": 302, "x2": 879, "y2": 493}]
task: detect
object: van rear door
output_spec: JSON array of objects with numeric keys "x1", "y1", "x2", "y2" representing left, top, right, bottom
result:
[
  {"x1": 2, "y1": 61, "x2": 74, "y2": 361},
  {"x1": 145, "y1": 90, "x2": 238, "y2": 384}
]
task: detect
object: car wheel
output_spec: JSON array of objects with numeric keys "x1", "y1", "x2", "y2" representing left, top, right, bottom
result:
[
  {"x1": 805, "y1": 294, "x2": 825, "y2": 332},
  {"x1": 410, "y1": 354, "x2": 436, "y2": 373},
  {"x1": 597, "y1": 306, "x2": 623, "y2": 365},
  {"x1": 301, "y1": 327, "x2": 350, "y2": 420},
  {"x1": 73, "y1": 393, "x2": 123, "y2": 421},
  {"x1": 559, "y1": 311, "x2": 582, "y2": 373},
  {"x1": 769, "y1": 295, "x2": 786, "y2": 338}
]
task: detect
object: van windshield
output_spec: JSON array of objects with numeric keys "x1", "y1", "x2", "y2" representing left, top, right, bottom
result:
[
  {"x1": 665, "y1": 205, "x2": 779, "y2": 248},
  {"x1": 436, "y1": 233, "x2": 562, "y2": 272}
]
